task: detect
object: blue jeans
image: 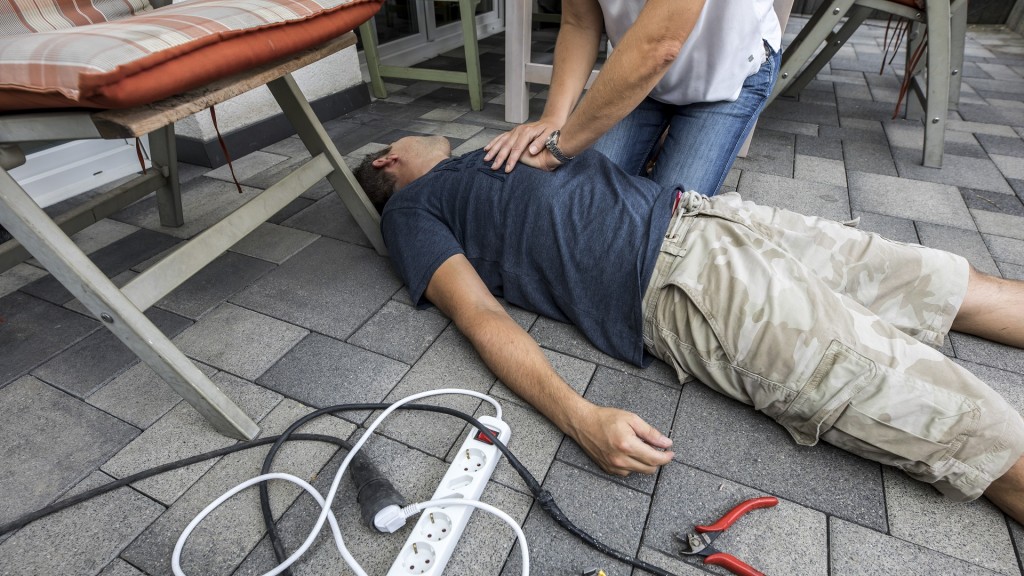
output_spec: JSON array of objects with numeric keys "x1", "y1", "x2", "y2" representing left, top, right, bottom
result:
[{"x1": 593, "y1": 41, "x2": 780, "y2": 196}]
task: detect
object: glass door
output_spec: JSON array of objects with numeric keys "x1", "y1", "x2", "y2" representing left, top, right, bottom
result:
[{"x1": 361, "y1": 0, "x2": 503, "y2": 66}]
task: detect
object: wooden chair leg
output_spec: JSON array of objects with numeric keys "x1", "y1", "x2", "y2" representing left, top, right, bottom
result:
[
  {"x1": 150, "y1": 124, "x2": 184, "y2": 227},
  {"x1": 503, "y1": 0, "x2": 532, "y2": 122},
  {"x1": 359, "y1": 19, "x2": 388, "y2": 99},
  {"x1": 459, "y1": 0, "x2": 483, "y2": 111},
  {"x1": 0, "y1": 166, "x2": 259, "y2": 440},
  {"x1": 787, "y1": 4, "x2": 873, "y2": 95},
  {"x1": 948, "y1": 0, "x2": 967, "y2": 109},
  {"x1": 267, "y1": 73, "x2": 387, "y2": 255}
]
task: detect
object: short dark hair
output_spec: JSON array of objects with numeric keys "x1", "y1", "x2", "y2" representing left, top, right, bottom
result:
[{"x1": 354, "y1": 146, "x2": 396, "y2": 215}]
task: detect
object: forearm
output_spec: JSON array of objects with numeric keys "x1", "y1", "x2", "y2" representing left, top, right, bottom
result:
[
  {"x1": 541, "y1": 4, "x2": 604, "y2": 125},
  {"x1": 557, "y1": 0, "x2": 706, "y2": 157},
  {"x1": 460, "y1": 305, "x2": 588, "y2": 436}
]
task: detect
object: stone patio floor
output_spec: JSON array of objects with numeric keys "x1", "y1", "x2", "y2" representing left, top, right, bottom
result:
[{"x1": 2, "y1": 16, "x2": 1024, "y2": 576}]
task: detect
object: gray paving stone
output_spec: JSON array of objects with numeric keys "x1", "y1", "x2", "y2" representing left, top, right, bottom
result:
[
  {"x1": 375, "y1": 326, "x2": 498, "y2": 458},
  {"x1": 98, "y1": 559, "x2": 147, "y2": 576},
  {"x1": 101, "y1": 372, "x2": 281, "y2": 505},
  {"x1": 830, "y1": 517, "x2": 1005, "y2": 576},
  {"x1": 173, "y1": 303, "x2": 308, "y2": 381},
  {"x1": 998, "y1": 261, "x2": 1024, "y2": 280},
  {"x1": 794, "y1": 154, "x2": 847, "y2": 187},
  {"x1": 205, "y1": 151, "x2": 289, "y2": 183},
  {"x1": 120, "y1": 400, "x2": 353, "y2": 576},
  {"x1": 634, "y1": 547, "x2": 710, "y2": 576},
  {"x1": 231, "y1": 238, "x2": 399, "y2": 340},
  {"x1": 849, "y1": 171, "x2": 976, "y2": 229},
  {"x1": 20, "y1": 228, "x2": 180, "y2": 305},
  {"x1": 114, "y1": 177, "x2": 266, "y2": 240},
  {"x1": 229, "y1": 222, "x2": 320, "y2": 265},
  {"x1": 731, "y1": 129, "x2": 796, "y2": 178},
  {"x1": 884, "y1": 121, "x2": 987, "y2": 158},
  {"x1": 837, "y1": 97, "x2": 900, "y2": 123},
  {"x1": 501, "y1": 461, "x2": 650, "y2": 576},
  {"x1": 894, "y1": 148, "x2": 1015, "y2": 194},
  {"x1": 986, "y1": 234, "x2": 1024, "y2": 265},
  {"x1": 238, "y1": 155, "x2": 333, "y2": 201},
  {"x1": 916, "y1": 222, "x2": 1000, "y2": 275},
  {"x1": 489, "y1": 347, "x2": 596, "y2": 405},
  {"x1": 65, "y1": 219, "x2": 140, "y2": 257},
  {"x1": 87, "y1": 361, "x2": 218, "y2": 430},
  {"x1": 962, "y1": 187, "x2": 1024, "y2": 216},
  {"x1": 0, "y1": 263, "x2": 46, "y2": 298},
  {"x1": 528, "y1": 317, "x2": 678, "y2": 387},
  {"x1": 993, "y1": 153, "x2": 1024, "y2": 181},
  {"x1": 643, "y1": 462, "x2": 827, "y2": 576},
  {"x1": 260, "y1": 135, "x2": 310, "y2": 159},
  {"x1": 737, "y1": 171, "x2": 852, "y2": 221},
  {"x1": 151, "y1": 251, "x2": 276, "y2": 320},
  {"x1": 257, "y1": 333, "x2": 408, "y2": 421},
  {"x1": 280, "y1": 192, "x2": 374, "y2": 248},
  {"x1": 0, "y1": 376, "x2": 138, "y2": 526},
  {"x1": 555, "y1": 367, "x2": 679, "y2": 495},
  {"x1": 763, "y1": 98, "x2": 840, "y2": 127},
  {"x1": 347, "y1": 300, "x2": 450, "y2": 364},
  {"x1": 977, "y1": 133, "x2": 1024, "y2": 157},
  {"x1": 947, "y1": 119, "x2": 1021, "y2": 138},
  {"x1": 754, "y1": 116, "x2": 819, "y2": 137},
  {"x1": 972, "y1": 209, "x2": 1024, "y2": 240},
  {"x1": 795, "y1": 133, "x2": 845, "y2": 160},
  {"x1": 851, "y1": 211, "x2": 920, "y2": 244},
  {"x1": 0, "y1": 471, "x2": 162, "y2": 576},
  {"x1": 950, "y1": 332, "x2": 1024, "y2": 374},
  {"x1": 31, "y1": 307, "x2": 192, "y2": 398},
  {"x1": 883, "y1": 469, "x2": 1019, "y2": 575},
  {"x1": 671, "y1": 383, "x2": 887, "y2": 530},
  {"x1": 452, "y1": 127, "x2": 505, "y2": 156},
  {"x1": 843, "y1": 134, "x2": 899, "y2": 175},
  {"x1": 0, "y1": 292, "x2": 97, "y2": 386}
]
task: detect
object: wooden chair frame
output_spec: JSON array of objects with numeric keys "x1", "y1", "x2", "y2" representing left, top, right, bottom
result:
[{"x1": 0, "y1": 30, "x2": 385, "y2": 440}]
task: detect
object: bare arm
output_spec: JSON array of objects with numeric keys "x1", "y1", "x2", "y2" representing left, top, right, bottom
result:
[
  {"x1": 425, "y1": 254, "x2": 674, "y2": 475},
  {"x1": 486, "y1": 0, "x2": 706, "y2": 172}
]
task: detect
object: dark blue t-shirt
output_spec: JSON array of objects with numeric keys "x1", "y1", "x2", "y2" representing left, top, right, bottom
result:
[{"x1": 381, "y1": 149, "x2": 675, "y2": 367}]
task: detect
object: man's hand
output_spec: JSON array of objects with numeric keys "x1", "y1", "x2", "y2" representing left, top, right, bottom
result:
[
  {"x1": 572, "y1": 404, "x2": 674, "y2": 476},
  {"x1": 483, "y1": 118, "x2": 561, "y2": 173}
]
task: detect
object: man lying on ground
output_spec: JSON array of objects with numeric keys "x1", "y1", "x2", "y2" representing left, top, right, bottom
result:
[{"x1": 354, "y1": 135, "x2": 1024, "y2": 523}]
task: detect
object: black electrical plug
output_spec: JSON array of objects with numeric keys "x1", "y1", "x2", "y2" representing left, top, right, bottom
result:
[{"x1": 348, "y1": 452, "x2": 408, "y2": 532}]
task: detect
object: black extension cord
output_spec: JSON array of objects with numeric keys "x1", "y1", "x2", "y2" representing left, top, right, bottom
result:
[{"x1": 1, "y1": 402, "x2": 678, "y2": 576}]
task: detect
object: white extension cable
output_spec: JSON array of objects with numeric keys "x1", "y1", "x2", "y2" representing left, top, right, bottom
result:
[{"x1": 171, "y1": 388, "x2": 528, "y2": 576}]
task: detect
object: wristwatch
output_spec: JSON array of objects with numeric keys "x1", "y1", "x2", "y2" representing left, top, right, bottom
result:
[{"x1": 544, "y1": 130, "x2": 575, "y2": 164}]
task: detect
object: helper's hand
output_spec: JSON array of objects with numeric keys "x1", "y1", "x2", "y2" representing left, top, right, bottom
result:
[
  {"x1": 572, "y1": 404, "x2": 674, "y2": 476},
  {"x1": 517, "y1": 148, "x2": 563, "y2": 172},
  {"x1": 483, "y1": 118, "x2": 560, "y2": 173}
]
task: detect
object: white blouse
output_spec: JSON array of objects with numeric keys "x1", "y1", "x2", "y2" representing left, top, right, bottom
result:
[{"x1": 597, "y1": 0, "x2": 782, "y2": 105}]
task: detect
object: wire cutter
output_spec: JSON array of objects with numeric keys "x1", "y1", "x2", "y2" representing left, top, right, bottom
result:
[{"x1": 676, "y1": 496, "x2": 779, "y2": 576}]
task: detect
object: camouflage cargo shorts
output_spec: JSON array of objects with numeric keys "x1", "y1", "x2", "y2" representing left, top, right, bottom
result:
[{"x1": 642, "y1": 191, "x2": 1024, "y2": 501}]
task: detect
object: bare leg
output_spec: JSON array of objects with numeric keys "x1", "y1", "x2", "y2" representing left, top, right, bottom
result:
[
  {"x1": 951, "y1": 267, "x2": 1024, "y2": 349},
  {"x1": 985, "y1": 456, "x2": 1024, "y2": 524}
]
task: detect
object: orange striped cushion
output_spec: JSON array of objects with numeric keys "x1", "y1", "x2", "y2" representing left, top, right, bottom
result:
[
  {"x1": 0, "y1": 0, "x2": 382, "y2": 111},
  {"x1": 0, "y1": 0, "x2": 152, "y2": 35}
]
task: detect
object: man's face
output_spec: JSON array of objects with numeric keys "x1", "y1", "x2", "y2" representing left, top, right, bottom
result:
[{"x1": 389, "y1": 135, "x2": 452, "y2": 159}]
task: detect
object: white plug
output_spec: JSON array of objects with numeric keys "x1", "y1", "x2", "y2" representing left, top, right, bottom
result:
[{"x1": 386, "y1": 415, "x2": 511, "y2": 575}]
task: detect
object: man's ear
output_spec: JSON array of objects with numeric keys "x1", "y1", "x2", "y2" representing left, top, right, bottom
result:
[{"x1": 372, "y1": 154, "x2": 397, "y2": 169}]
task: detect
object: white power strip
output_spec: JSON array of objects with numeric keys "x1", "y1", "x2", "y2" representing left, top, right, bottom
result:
[{"x1": 386, "y1": 415, "x2": 512, "y2": 576}]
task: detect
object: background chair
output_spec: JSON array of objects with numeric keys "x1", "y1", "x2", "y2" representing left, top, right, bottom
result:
[
  {"x1": 0, "y1": 0, "x2": 385, "y2": 439},
  {"x1": 360, "y1": 0, "x2": 485, "y2": 110},
  {"x1": 769, "y1": 0, "x2": 968, "y2": 168}
]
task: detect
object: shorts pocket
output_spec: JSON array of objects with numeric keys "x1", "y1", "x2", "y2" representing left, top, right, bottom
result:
[
  {"x1": 779, "y1": 340, "x2": 980, "y2": 472},
  {"x1": 830, "y1": 364, "x2": 979, "y2": 469}
]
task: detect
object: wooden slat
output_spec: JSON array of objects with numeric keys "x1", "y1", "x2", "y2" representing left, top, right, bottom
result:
[{"x1": 91, "y1": 32, "x2": 357, "y2": 138}]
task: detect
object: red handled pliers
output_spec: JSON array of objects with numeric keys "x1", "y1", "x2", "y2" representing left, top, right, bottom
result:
[{"x1": 676, "y1": 496, "x2": 779, "y2": 576}]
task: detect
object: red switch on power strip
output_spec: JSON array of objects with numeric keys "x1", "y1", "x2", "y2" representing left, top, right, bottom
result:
[{"x1": 474, "y1": 428, "x2": 499, "y2": 444}]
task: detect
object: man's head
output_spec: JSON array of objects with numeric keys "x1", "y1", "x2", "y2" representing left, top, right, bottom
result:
[{"x1": 354, "y1": 135, "x2": 452, "y2": 214}]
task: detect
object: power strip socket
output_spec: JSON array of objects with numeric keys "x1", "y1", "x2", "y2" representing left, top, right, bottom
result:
[{"x1": 386, "y1": 415, "x2": 511, "y2": 576}]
